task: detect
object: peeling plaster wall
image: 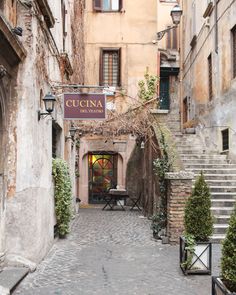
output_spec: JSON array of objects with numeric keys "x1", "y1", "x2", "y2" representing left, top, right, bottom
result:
[
  {"x1": 182, "y1": 0, "x2": 236, "y2": 161},
  {"x1": 1, "y1": 0, "x2": 78, "y2": 264}
]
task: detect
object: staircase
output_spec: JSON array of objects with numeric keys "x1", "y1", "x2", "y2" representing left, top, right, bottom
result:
[{"x1": 175, "y1": 133, "x2": 236, "y2": 243}]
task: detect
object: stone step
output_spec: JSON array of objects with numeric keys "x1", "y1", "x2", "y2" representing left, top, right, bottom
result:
[
  {"x1": 211, "y1": 199, "x2": 236, "y2": 207},
  {"x1": 211, "y1": 192, "x2": 236, "y2": 199},
  {"x1": 203, "y1": 174, "x2": 236, "y2": 180},
  {"x1": 181, "y1": 155, "x2": 227, "y2": 160},
  {"x1": 211, "y1": 234, "x2": 226, "y2": 243},
  {"x1": 211, "y1": 206, "x2": 234, "y2": 215},
  {"x1": 183, "y1": 159, "x2": 228, "y2": 164},
  {"x1": 0, "y1": 267, "x2": 29, "y2": 294},
  {"x1": 213, "y1": 224, "x2": 229, "y2": 234},
  {"x1": 179, "y1": 150, "x2": 218, "y2": 155},
  {"x1": 209, "y1": 186, "x2": 236, "y2": 193},
  {"x1": 206, "y1": 180, "x2": 236, "y2": 185},
  {"x1": 185, "y1": 164, "x2": 236, "y2": 169},
  {"x1": 186, "y1": 168, "x2": 236, "y2": 174},
  {"x1": 214, "y1": 215, "x2": 231, "y2": 224}
]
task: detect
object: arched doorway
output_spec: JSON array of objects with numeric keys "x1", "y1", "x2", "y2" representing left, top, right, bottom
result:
[{"x1": 88, "y1": 153, "x2": 118, "y2": 204}]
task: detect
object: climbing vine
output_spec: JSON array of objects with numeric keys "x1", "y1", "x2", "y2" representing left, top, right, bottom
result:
[
  {"x1": 52, "y1": 158, "x2": 72, "y2": 237},
  {"x1": 152, "y1": 130, "x2": 172, "y2": 238}
]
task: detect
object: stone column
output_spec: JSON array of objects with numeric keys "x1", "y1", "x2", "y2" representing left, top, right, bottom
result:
[{"x1": 165, "y1": 171, "x2": 194, "y2": 245}]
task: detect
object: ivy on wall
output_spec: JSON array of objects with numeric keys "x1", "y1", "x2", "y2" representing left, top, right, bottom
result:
[
  {"x1": 138, "y1": 68, "x2": 159, "y2": 102},
  {"x1": 52, "y1": 158, "x2": 72, "y2": 237}
]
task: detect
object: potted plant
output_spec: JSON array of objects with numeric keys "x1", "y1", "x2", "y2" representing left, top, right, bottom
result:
[
  {"x1": 212, "y1": 204, "x2": 236, "y2": 294},
  {"x1": 180, "y1": 172, "x2": 214, "y2": 275}
]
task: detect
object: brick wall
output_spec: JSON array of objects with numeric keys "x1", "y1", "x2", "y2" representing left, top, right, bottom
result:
[{"x1": 165, "y1": 172, "x2": 194, "y2": 244}]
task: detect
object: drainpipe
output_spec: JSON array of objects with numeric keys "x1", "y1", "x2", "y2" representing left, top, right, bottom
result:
[
  {"x1": 215, "y1": 0, "x2": 218, "y2": 54},
  {"x1": 179, "y1": 0, "x2": 184, "y2": 132}
]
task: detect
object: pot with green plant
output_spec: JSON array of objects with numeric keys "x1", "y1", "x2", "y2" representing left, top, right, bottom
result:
[
  {"x1": 52, "y1": 158, "x2": 72, "y2": 238},
  {"x1": 180, "y1": 172, "x2": 214, "y2": 275},
  {"x1": 212, "y1": 204, "x2": 236, "y2": 295}
]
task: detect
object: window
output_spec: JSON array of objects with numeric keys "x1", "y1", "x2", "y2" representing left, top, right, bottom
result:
[
  {"x1": 93, "y1": 0, "x2": 123, "y2": 12},
  {"x1": 166, "y1": 26, "x2": 177, "y2": 50},
  {"x1": 208, "y1": 53, "x2": 213, "y2": 100},
  {"x1": 183, "y1": 97, "x2": 188, "y2": 123},
  {"x1": 222, "y1": 129, "x2": 229, "y2": 151},
  {"x1": 232, "y1": 25, "x2": 236, "y2": 79},
  {"x1": 100, "y1": 48, "x2": 121, "y2": 87},
  {"x1": 61, "y1": 0, "x2": 67, "y2": 52}
]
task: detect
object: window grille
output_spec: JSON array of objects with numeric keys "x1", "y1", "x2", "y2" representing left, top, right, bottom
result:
[{"x1": 100, "y1": 49, "x2": 121, "y2": 87}]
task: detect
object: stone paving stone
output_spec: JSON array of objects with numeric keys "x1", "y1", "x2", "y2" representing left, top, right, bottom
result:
[{"x1": 14, "y1": 208, "x2": 221, "y2": 295}]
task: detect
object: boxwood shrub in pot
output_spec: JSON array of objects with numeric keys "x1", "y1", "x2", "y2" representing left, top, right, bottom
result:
[
  {"x1": 212, "y1": 204, "x2": 236, "y2": 295},
  {"x1": 180, "y1": 172, "x2": 214, "y2": 275},
  {"x1": 52, "y1": 158, "x2": 72, "y2": 238}
]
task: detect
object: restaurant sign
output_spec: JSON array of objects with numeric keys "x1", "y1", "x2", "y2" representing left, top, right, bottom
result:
[{"x1": 64, "y1": 93, "x2": 106, "y2": 120}]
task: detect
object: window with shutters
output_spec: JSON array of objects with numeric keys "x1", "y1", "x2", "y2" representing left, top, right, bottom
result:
[
  {"x1": 93, "y1": 0, "x2": 123, "y2": 12},
  {"x1": 208, "y1": 53, "x2": 213, "y2": 100},
  {"x1": 232, "y1": 25, "x2": 236, "y2": 79},
  {"x1": 166, "y1": 26, "x2": 178, "y2": 50},
  {"x1": 100, "y1": 48, "x2": 121, "y2": 87}
]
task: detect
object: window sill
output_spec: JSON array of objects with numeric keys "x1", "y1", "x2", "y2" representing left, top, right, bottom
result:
[{"x1": 150, "y1": 109, "x2": 169, "y2": 114}]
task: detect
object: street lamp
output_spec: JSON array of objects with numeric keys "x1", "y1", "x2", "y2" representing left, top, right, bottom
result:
[
  {"x1": 156, "y1": 4, "x2": 183, "y2": 41},
  {"x1": 38, "y1": 92, "x2": 56, "y2": 120},
  {"x1": 65, "y1": 125, "x2": 77, "y2": 141}
]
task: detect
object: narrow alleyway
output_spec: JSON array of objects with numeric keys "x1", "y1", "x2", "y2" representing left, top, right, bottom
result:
[{"x1": 14, "y1": 209, "x2": 221, "y2": 295}]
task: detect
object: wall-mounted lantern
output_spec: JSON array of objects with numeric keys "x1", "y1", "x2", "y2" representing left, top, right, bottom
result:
[
  {"x1": 65, "y1": 125, "x2": 77, "y2": 142},
  {"x1": 38, "y1": 92, "x2": 56, "y2": 121},
  {"x1": 156, "y1": 4, "x2": 183, "y2": 41}
]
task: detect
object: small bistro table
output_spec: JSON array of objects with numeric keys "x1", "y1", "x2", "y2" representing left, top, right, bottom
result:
[{"x1": 102, "y1": 189, "x2": 129, "y2": 211}]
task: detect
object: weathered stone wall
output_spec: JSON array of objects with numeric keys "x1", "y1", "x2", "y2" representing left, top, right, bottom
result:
[{"x1": 165, "y1": 172, "x2": 194, "y2": 244}]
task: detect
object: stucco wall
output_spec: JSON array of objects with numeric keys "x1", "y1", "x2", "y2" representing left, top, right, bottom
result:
[
  {"x1": 181, "y1": 0, "x2": 236, "y2": 161},
  {"x1": 84, "y1": 0, "x2": 157, "y2": 107}
]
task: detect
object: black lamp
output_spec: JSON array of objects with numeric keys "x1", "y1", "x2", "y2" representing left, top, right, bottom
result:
[
  {"x1": 156, "y1": 4, "x2": 183, "y2": 41},
  {"x1": 65, "y1": 126, "x2": 77, "y2": 141},
  {"x1": 38, "y1": 92, "x2": 56, "y2": 120}
]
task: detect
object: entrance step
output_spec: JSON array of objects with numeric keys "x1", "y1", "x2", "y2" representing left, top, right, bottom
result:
[
  {"x1": 0, "y1": 267, "x2": 29, "y2": 294},
  {"x1": 211, "y1": 234, "x2": 226, "y2": 243}
]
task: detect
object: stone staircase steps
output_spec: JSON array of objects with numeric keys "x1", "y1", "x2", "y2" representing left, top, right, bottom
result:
[
  {"x1": 213, "y1": 224, "x2": 229, "y2": 234},
  {"x1": 174, "y1": 133, "x2": 236, "y2": 243}
]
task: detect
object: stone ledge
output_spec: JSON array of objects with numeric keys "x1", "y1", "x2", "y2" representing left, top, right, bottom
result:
[
  {"x1": 150, "y1": 109, "x2": 169, "y2": 114},
  {"x1": 165, "y1": 170, "x2": 194, "y2": 180}
]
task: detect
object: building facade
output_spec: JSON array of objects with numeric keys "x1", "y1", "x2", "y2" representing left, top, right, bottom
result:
[
  {"x1": 78, "y1": 0, "x2": 158, "y2": 205},
  {"x1": 181, "y1": 0, "x2": 236, "y2": 161},
  {"x1": 0, "y1": 0, "x2": 83, "y2": 267}
]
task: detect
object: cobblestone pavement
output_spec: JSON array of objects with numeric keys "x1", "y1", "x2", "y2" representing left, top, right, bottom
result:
[{"x1": 14, "y1": 208, "x2": 221, "y2": 295}]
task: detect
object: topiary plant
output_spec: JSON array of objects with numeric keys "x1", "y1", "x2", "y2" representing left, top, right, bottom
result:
[
  {"x1": 221, "y1": 204, "x2": 236, "y2": 292},
  {"x1": 52, "y1": 158, "x2": 72, "y2": 237},
  {"x1": 184, "y1": 172, "x2": 214, "y2": 241}
]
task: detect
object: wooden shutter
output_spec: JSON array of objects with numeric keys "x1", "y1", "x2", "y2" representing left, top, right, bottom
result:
[
  {"x1": 93, "y1": 0, "x2": 102, "y2": 11},
  {"x1": 117, "y1": 48, "x2": 121, "y2": 86},
  {"x1": 232, "y1": 26, "x2": 236, "y2": 78},
  {"x1": 99, "y1": 49, "x2": 104, "y2": 85},
  {"x1": 119, "y1": 0, "x2": 123, "y2": 11},
  {"x1": 208, "y1": 54, "x2": 213, "y2": 100}
]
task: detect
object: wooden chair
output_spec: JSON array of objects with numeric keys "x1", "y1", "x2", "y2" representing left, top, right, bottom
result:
[{"x1": 129, "y1": 192, "x2": 142, "y2": 212}]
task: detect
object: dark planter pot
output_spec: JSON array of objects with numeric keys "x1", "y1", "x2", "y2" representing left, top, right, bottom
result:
[
  {"x1": 212, "y1": 277, "x2": 236, "y2": 295},
  {"x1": 59, "y1": 233, "x2": 67, "y2": 239},
  {"x1": 180, "y1": 236, "x2": 212, "y2": 275}
]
